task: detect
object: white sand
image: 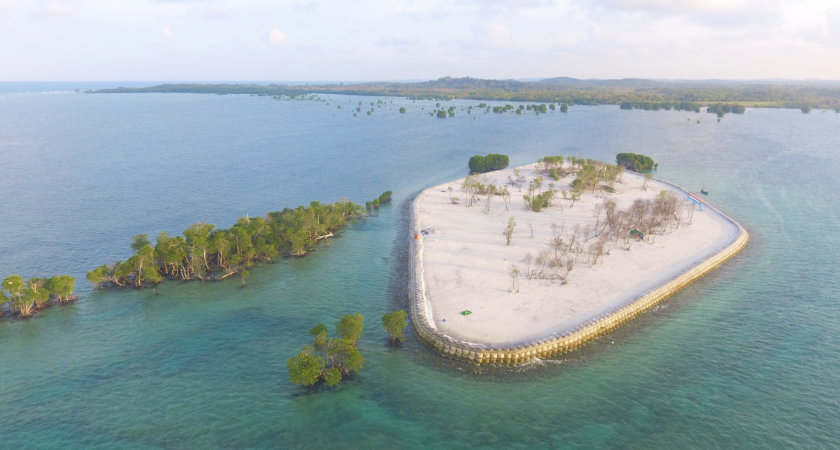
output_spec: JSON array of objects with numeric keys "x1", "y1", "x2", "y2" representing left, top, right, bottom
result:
[{"x1": 416, "y1": 163, "x2": 739, "y2": 347}]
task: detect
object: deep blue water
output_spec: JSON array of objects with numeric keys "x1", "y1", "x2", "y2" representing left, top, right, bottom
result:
[{"x1": 1, "y1": 83, "x2": 840, "y2": 449}]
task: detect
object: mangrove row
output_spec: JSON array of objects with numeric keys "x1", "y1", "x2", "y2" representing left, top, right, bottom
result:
[
  {"x1": 87, "y1": 194, "x2": 391, "y2": 289},
  {"x1": 1, "y1": 275, "x2": 77, "y2": 318}
]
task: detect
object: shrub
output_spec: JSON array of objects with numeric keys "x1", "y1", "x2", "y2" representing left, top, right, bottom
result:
[{"x1": 468, "y1": 154, "x2": 509, "y2": 174}]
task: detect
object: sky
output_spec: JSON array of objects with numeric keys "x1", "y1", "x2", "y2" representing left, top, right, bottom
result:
[{"x1": 1, "y1": 0, "x2": 839, "y2": 81}]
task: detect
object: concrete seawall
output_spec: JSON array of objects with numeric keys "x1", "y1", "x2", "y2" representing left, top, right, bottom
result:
[{"x1": 408, "y1": 178, "x2": 749, "y2": 366}]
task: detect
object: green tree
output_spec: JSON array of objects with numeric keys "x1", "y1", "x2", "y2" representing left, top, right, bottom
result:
[
  {"x1": 378, "y1": 191, "x2": 393, "y2": 204},
  {"x1": 560, "y1": 103, "x2": 569, "y2": 112},
  {"x1": 289, "y1": 315, "x2": 367, "y2": 387},
  {"x1": 46, "y1": 275, "x2": 76, "y2": 303},
  {"x1": 2, "y1": 275, "x2": 24, "y2": 303},
  {"x1": 382, "y1": 310, "x2": 408, "y2": 345},
  {"x1": 468, "y1": 155, "x2": 486, "y2": 173},
  {"x1": 336, "y1": 313, "x2": 364, "y2": 345},
  {"x1": 323, "y1": 367, "x2": 342, "y2": 386},
  {"x1": 3, "y1": 275, "x2": 34, "y2": 316},
  {"x1": 27, "y1": 277, "x2": 51, "y2": 309},
  {"x1": 326, "y1": 337, "x2": 365, "y2": 375},
  {"x1": 469, "y1": 154, "x2": 509, "y2": 173},
  {"x1": 131, "y1": 233, "x2": 151, "y2": 252},
  {"x1": 287, "y1": 346, "x2": 326, "y2": 386},
  {"x1": 616, "y1": 153, "x2": 656, "y2": 171},
  {"x1": 399, "y1": 107, "x2": 406, "y2": 113},
  {"x1": 801, "y1": 105, "x2": 812, "y2": 113}
]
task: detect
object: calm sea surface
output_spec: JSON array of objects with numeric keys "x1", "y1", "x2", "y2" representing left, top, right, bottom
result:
[{"x1": 2, "y1": 83, "x2": 840, "y2": 449}]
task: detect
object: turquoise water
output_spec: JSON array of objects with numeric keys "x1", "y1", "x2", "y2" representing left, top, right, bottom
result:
[{"x1": 2, "y1": 85, "x2": 840, "y2": 448}]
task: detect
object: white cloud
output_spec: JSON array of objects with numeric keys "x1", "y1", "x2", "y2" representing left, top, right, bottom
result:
[
  {"x1": 486, "y1": 22, "x2": 511, "y2": 44},
  {"x1": 186, "y1": 3, "x2": 234, "y2": 19},
  {"x1": 157, "y1": 26, "x2": 183, "y2": 52},
  {"x1": 459, "y1": 0, "x2": 554, "y2": 7},
  {"x1": 0, "y1": 0, "x2": 16, "y2": 14},
  {"x1": 294, "y1": 1, "x2": 317, "y2": 12},
  {"x1": 589, "y1": 0, "x2": 782, "y2": 25},
  {"x1": 32, "y1": 0, "x2": 84, "y2": 18},
  {"x1": 268, "y1": 28, "x2": 286, "y2": 46},
  {"x1": 377, "y1": 36, "x2": 421, "y2": 47},
  {"x1": 797, "y1": 7, "x2": 840, "y2": 47}
]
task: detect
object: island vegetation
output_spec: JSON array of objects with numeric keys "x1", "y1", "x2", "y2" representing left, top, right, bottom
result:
[
  {"x1": 468, "y1": 154, "x2": 510, "y2": 174},
  {"x1": 90, "y1": 76, "x2": 840, "y2": 110},
  {"x1": 1, "y1": 275, "x2": 77, "y2": 318},
  {"x1": 381, "y1": 309, "x2": 408, "y2": 345},
  {"x1": 287, "y1": 313, "x2": 365, "y2": 387},
  {"x1": 453, "y1": 156, "x2": 694, "y2": 287},
  {"x1": 87, "y1": 193, "x2": 391, "y2": 290},
  {"x1": 616, "y1": 153, "x2": 657, "y2": 172},
  {"x1": 366, "y1": 190, "x2": 393, "y2": 210}
]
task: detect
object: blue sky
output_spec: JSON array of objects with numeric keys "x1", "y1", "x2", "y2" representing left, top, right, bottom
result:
[{"x1": 1, "y1": 0, "x2": 839, "y2": 81}]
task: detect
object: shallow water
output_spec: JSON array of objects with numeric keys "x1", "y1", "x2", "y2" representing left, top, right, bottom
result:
[{"x1": 1, "y1": 85, "x2": 839, "y2": 449}]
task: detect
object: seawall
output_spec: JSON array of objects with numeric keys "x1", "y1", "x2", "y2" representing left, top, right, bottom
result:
[{"x1": 408, "y1": 177, "x2": 749, "y2": 366}]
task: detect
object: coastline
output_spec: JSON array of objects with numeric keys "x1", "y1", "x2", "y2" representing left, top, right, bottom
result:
[{"x1": 408, "y1": 168, "x2": 749, "y2": 365}]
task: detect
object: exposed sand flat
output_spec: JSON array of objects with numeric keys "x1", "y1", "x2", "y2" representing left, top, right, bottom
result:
[{"x1": 416, "y1": 163, "x2": 739, "y2": 347}]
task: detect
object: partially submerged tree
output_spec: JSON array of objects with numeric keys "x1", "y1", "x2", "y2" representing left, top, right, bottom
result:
[
  {"x1": 3, "y1": 275, "x2": 29, "y2": 316},
  {"x1": 287, "y1": 346, "x2": 327, "y2": 387},
  {"x1": 86, "y1": 198, "x2": 371, "y2": 290},
  {"x1": 336, "y1": 312, "x2": 364, "y2": 345},
  {"x1": 288, "y1": 314, "x2": 366, "y2": 387},
  {"x1": 382, "y1": 310, "x2": 408, "y2": 345}
]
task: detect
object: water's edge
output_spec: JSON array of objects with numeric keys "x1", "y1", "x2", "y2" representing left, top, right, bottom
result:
[{"x1": 409, "y1": 171, "x2": 749, "y2": 365}]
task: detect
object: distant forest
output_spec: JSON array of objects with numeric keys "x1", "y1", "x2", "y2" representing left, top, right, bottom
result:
[{"x1": 91, "y1": 76, "x2": 840, "y2": 109}]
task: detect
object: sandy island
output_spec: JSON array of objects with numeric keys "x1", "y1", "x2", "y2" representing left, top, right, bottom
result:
[{"x1": 414, "y1": 163, "x2": 742, "y2": 348}]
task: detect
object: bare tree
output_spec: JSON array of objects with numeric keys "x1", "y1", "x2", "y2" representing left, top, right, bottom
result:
[
  {"x1": 643, "y1": 173, "x2": 653, "y2": 191},
  {"x1": 509, "y1": 265, "x2": 520, "y2": 293},
  {"x1": 592, "y1": 203, "x2": 605, "y2": 235},
  {"x1": 503, "y1": 216, "x2": 516, "y2": 246},
  {"x1": 535, "y1": 249, "x2": 550, "y2": 278},
  {"x1": 587, "y1": 234, "x2": 610, "y2": 267},
  {"x1": 524, "y1": 253, "x2": 533, "y2": 279},
  {"x1": 568, "y1": 190, "x2": 581, "y2": 208}
]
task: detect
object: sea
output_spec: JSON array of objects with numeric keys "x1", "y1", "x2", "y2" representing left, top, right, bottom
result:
[{"x1": 1, "y1": 82, "x2": 839, "y2": 449}]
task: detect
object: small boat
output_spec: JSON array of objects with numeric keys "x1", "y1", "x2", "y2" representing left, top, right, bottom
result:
[{"x1": 700, "y1": 188, "x2": 709, "y2": 195}]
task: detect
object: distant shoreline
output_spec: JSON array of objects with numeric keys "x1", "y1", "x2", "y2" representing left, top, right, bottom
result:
[
  {"x1": 87, "y1": 77, "x2": 840, "y2": 110},
  {"x1": 408, "y1": 164, "x2": 748, "y2": 365}
]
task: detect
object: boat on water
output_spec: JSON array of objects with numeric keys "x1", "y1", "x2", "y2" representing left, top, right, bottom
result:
[{"x1": 700, "y1": 188, "x2": 709, "y2": 195}]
